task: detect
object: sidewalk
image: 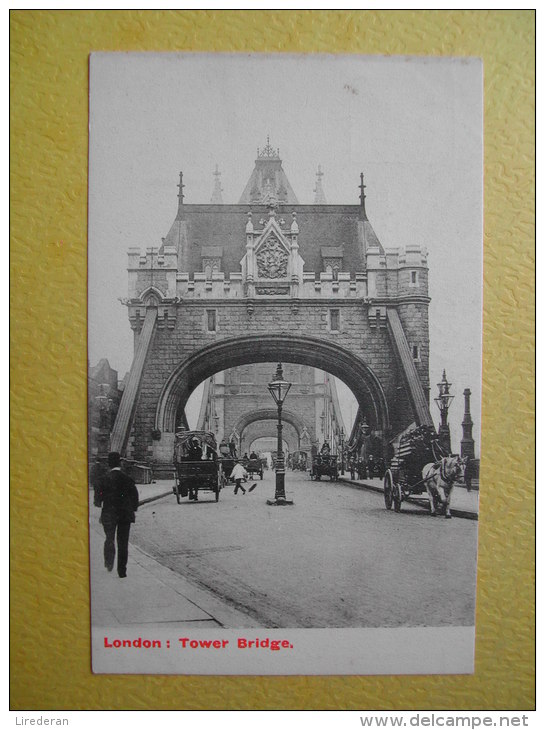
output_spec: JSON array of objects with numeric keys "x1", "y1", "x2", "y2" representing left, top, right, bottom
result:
[
  {"x1": 89, "y1": 486, "x2": 262, "y2": 630},
  {"x1": 338, "y1": 475, "x2": 479, "y2": 520},
  {"x1": 134, "y1": 478, "x2": 175, "y2": 505}
]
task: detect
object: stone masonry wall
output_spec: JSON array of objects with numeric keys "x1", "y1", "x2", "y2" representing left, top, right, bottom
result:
[{"x1": 128, "y1": 299, "x2": 414, "y2": 461}]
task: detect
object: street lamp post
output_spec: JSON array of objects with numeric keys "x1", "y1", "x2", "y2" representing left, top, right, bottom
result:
[
  {"x1": 266, "y1": 363, "x2": 294, "y2": 506},
  {"x1": 340, "y1": 427, "x2": 345, "y2": 475},
  {"x1": 434, "y1": 369, "x2": 454, "y2": 453}
]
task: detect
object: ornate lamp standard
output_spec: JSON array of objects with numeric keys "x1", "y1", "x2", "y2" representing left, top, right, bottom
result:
[
  {"x1": 340, "y1": 427, "x2": 345, "y2": 475},
  {"x1": 266, "y1": 363, "x2": 294, "y2": 506},
  {"x1": 434, "y1": 369, "x2": 454, "y2": 454}
]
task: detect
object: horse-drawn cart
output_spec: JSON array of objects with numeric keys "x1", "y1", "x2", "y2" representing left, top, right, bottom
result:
[
  {"x1": 242, "y1": 457, "x2": 264, "y2": 480},
  {"x1": 383, "y1": 425, "x2": 466, "y2": 517},
  {"x1": 310, "y1": 454, "x2": 338, "y2": 481},
  {"x1": 173, "y1": 430, "x2": 224, "y2": 503}
]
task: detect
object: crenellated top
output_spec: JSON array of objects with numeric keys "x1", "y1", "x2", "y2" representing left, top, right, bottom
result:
[
  {"x1": 133, "y1": 157, "x2": 429, "y2": 306},
  {"x1": 127, "y1": 240, "x2": 429, "y2": 303}
]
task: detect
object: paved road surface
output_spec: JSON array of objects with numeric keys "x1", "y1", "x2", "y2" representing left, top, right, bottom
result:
[{"x1": 129, "y1": 470, "x2": 478, "y2": 629}]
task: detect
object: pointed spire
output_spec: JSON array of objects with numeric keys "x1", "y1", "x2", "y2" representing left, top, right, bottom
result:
[
  {"x1": 313, "y1": 165, "x2": 327, "y2": 204},
  {"x1": 176, "y1": 171, "x2": 185, "y2": 220},
  {"x1": 240, "y1": 138, "x2": 298, "y2": 204},
  {"x1": 359, "y1": 172, "x2": 367, "y2": 220},
  {"x1": 210, "y1": 164, "x2": 223, "y2": 204}
]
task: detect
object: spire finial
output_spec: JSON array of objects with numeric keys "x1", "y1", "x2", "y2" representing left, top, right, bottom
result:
[
  {"x1": 210, "y1": 164, "x2": 223, "y2": 204},
  {"x1": 313, "y1": 165, "x2": 327, "y2": 204},
  {"x1": 258, "y1": 136, "x2": 280, "y2": 159},
  {"x1": 176, "y1": 171, "x2": 185, "y2": 219},
  {"x1": 359, "y1": 172, "x2": 367, "y2": 219}
]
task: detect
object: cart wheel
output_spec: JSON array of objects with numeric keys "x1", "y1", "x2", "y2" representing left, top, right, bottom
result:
[
  {"x1": 393, "y1": 482, "x2": 402, "y2": 512},
  {"x1": 384, "y1": 471, "x2": 393, "y2": 509},
  {"x1": 175, "y1": 481, "x2": 182, "y2": 504}
]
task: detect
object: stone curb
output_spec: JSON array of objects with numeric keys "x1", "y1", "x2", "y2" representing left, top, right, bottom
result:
[
  {"x1": 337, "y1": 477, "x2": 478, "y2": 521},
  {"x1": 138, "y1": 490, "x2": 173, "y2": 506}
]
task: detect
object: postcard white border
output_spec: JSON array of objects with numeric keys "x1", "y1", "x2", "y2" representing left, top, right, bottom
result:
[{"x1": 92, "y1": 626, "x2": 475, "y2": 675}]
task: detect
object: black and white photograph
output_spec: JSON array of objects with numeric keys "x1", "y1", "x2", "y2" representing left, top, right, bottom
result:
[{"x1": 88, "y1": 53, "x2": 482, "y2": 675}]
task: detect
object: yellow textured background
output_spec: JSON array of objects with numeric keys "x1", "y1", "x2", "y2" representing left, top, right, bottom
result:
[{"x1": 10, "y1": 10, "x2": 534, "y2": 710}]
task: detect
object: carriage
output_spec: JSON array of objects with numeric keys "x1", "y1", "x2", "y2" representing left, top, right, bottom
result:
[
  {"x1": 242, "y1": 457, "x2": 264, "y2": 479},
  {"x1": 383, "y1": 425, "x2": 447, "y2": 513},
  {"x1": 172, "y1": 430, "x2": 224, "y2": 503},
  {"x1": 291, "y1": 450, "x2": 309, "y2": 472},
  {"x1": 310, "y1": 454, "x2": 338, "y2": 481}
]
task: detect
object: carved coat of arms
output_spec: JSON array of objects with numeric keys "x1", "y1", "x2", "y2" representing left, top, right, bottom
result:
[{"x1": 256, "y1": 235, "x2": 289, "y2": 279}]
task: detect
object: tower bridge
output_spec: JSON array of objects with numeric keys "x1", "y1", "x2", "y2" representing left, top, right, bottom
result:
[{"x1": 110, "y1": 140, "x2": 433, "y2": 471}]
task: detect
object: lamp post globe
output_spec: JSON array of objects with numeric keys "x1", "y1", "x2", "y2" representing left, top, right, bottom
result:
[{"x1": 266, "y1": 363, "x2": 294, "y2": 506}]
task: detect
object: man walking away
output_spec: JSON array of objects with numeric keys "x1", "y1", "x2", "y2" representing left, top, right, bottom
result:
[
  {"x1": 94, "y1": 451, "x2": 139, "y2": 578},
  {"x1": 231, "y1": 460, "x2": 248, "y2": 495}
]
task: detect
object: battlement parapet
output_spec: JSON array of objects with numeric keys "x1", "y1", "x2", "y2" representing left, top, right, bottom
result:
[
  {"x1": 385, "y1": 245, "x2": 428, "y2": 268},
  {"x1": 127, "y1": 239, "x2": 429, "y2": 302},
  {"x1": 128, "y1": 246, "x2": 178, "y2": 270},
  {"x1": 172, "y1": 272, "x2": 369, "y2": 300}
]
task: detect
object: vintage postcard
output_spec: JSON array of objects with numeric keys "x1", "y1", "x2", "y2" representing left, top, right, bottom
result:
[{"x1": 88, "y1": 53, "x2": 482, "y2": 675}]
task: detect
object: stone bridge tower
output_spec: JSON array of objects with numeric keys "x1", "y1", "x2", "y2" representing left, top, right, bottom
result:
[
  {"x1": 196, "y1": 363, "x2": 346, "y2": 461},
  {"x1": 110, "y1": 140, "x2": 433, "y2": 472}
]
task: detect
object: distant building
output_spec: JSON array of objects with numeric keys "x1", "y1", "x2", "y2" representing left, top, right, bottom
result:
[{"x1": 88, "y1": 359, "x2": 124, "y2": 459}]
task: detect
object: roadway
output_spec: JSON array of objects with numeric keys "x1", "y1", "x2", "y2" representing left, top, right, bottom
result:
[{"x1": 128, "y1": 469, "x2": 478, "y2": 629}]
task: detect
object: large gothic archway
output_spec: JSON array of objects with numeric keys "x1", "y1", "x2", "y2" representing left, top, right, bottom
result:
[{"x1": 156, "y1": 334, "x2": 390, "y2": 438}]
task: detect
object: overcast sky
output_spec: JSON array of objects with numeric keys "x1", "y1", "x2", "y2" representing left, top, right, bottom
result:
[{"x1": 89, "y1": 53, "x2": 482, "y2": 454}]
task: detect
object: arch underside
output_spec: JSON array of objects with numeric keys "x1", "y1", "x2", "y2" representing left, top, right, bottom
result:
[
  {"x1": 233, "y1": 408, "x2": 310, "y2": 440},
  {"x1": 157, "y1": 334, "x2": 390, "y2": 437},
  {"x1": 242, "y1": 421, "x2": 299, "y2": 454},
  {"x1": 249, "y1": 437, "x2": 290, "y2": 453}
]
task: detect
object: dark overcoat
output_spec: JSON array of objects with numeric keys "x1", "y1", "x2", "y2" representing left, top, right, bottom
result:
[{"x1": 94, "y1": 469, "x2": 139, "y2": 524}]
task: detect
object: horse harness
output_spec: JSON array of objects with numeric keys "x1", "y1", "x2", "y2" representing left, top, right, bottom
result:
[{"x1": 438, "y1": 457, "x2": 459, "y2": 485}]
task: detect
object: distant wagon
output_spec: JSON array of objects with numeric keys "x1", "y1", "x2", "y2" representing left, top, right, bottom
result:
[
  {"x1": 172, "y1": 430, "x2": 224, "y2": 503},
  {"x1": 291, "y1": 450, "x2": 309, "y2": 472},
  {"x1": 310, "y1": 454, "x2": 338, "y2": 481},
  {"x1": 242, "y1": 456, "x2": 264, "y2": 480}
]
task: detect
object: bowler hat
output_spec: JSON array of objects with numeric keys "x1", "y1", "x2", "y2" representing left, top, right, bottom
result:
[{"x1": 108, "y1": 452, "x2": 121, "y2": 467}]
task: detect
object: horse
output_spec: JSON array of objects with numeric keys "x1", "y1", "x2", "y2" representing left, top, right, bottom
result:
[{"x1": 422, "y1": 455, "x2": 468, "y2": 518}]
